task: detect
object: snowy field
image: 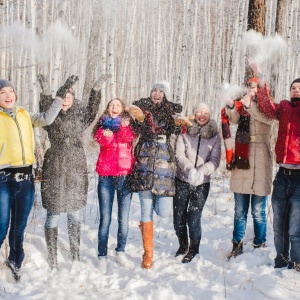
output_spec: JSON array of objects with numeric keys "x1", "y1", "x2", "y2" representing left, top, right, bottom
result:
[{"x1": 0, "y1": 155, "x2": 300, "y2": 300}]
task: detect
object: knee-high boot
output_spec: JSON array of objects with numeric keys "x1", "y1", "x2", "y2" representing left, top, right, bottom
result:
[
  {"x1": 139, "y1": 221, "x2": 154, "y2": 269},
  {"x1": 45, "y1": 227, "x2": 58, "y2": 269},
  {"x1": 68, "y1": 224, "x2": 81, "y2": 261}
]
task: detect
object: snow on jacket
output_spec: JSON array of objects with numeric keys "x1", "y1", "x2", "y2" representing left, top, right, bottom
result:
[
  {"x1": 257, "y1": 85, "x2": 300, "y2": 165},
  {"x1": 130, "y1": 97, "x2": 182, "y2": 196},
  {"x1": 94, "y1": 124, "x2": 136, "y2": 176},
  {"x1": 0, "y1": 98, "x2": 63, "y2": 169},
  {"x1": 175, "y1": 119, "x2": 221, "y2": 184},
  {"x1": 40, "y1": 89, "x2": 101, "y2": 214},
  {"x1": 225, "y1": 99, "x2": 274, "y2": 196}
]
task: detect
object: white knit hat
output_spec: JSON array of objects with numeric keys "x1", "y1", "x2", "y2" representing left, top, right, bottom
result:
[
  {"x1": 150, "y1": 81, "x2": 170, "y2": 98},
  {"x1": 193, "y1": 102, "x2": 211, "y2": 115}
]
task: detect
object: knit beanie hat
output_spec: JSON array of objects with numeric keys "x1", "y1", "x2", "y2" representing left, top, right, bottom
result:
[
  {"x1": 290, "y1": 78, "x2": 300, "y2": 90},
  {"x1": 193, "y1": 102, "x2": 211, "y2": 115},
  {"x1": 248, "y1": 77, "x2": 259, "y2": 84},
  {"x1": 0, "y1": 79, "x2": 15, "y2": 91},
  {"x1": 150, "y1": 81, "x2": 170, "y2": 97}
]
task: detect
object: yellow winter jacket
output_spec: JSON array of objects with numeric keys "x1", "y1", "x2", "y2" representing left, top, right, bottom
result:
[{"x1": 0, "y1": 106, "x2": 35, "y2": 167}]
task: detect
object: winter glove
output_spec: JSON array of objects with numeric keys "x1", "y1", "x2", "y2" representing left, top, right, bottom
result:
[
  {"x1": 93, "y1": 74, "x2": 112, "y2": 91},
  {"x1": 193, "y1": 169, "x2": 204, "y2": 186},
  {"x1": 188, "y1": 168, "x2": 204, "y2": 186},
  {"x1": 125, "y1": 105, "x2": 145, "y2": 122},
  {"x1": 56, "y1": 75, "x2": 79, "y2": 99},
  {"x1": 37, "y1": 74, "x2": 50, "y2": 95},
  {"x1": 173, "y1": 116, "x2": 193, "y2": 127}
]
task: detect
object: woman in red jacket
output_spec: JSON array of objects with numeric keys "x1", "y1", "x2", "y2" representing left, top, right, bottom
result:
[{"x1": 93, "y1": 98, "x2": 136, "y2": 272}]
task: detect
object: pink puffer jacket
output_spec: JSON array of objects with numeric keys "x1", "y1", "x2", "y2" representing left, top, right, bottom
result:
[{"x1": 95, "y1": 125, "x2": 136, "y2": 176}]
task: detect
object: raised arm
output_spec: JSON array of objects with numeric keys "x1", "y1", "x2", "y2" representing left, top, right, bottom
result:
[
  {"x1": 31, "y1": 97, "x2": 63, "y2": 127},
  {"x1": 82, "y1": 74, "x2": 112, "y2": 128}
]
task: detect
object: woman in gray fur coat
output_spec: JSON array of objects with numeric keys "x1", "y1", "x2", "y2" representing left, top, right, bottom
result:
[
  {"x1": 174, "y1": 103, "x2": 221, "y2": 263},
  {"x1": 38, "y1": 74, "x2": 111, "y2": 269}
]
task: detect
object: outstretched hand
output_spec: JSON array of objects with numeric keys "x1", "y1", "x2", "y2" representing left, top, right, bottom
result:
[
  {"x1": 56, "y1": 75, "x2": 79, "y2": 99},
  {"x1": 37, "y1": 74, "x2": 50, "y2": 94},
  {"x1": 64, "y1": 75, "x2": 79, "y2": 88},
  {"x1": 248, "y1": 58, "x2": 262, "y2": 76},
  {"x1": 93, "y1": 74, "x2": 112, "y2": 91}
]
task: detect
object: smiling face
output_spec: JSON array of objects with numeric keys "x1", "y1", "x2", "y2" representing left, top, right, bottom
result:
[
  {"x1": 107, "y1": 99, "x2": 124, "y2": 118},
  {"x1": 0, "y1": 87, "x2": 16, "y2": 109},
  {"x1": 290, "y1": 82, "x2": 300, "y2": 98},
  {"x1": 61, "y1": 92, "x2": 74, "y2": 111},
  {"x1": 195, "y1": 109, "x2": 210, "y2": 126},
  {"x1": 151, "y1": 89, "x2": 164, "y2": 104},
  {"x1": 248, "y1": 81, "x2": 258, "y2": 96}
]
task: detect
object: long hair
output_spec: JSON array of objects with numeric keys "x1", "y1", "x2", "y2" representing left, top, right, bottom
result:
[{"x1": 92, "y1": 98, "x2": 126, "y2": 138}]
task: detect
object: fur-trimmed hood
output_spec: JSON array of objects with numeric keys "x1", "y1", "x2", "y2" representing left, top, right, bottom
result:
[{"x1": 187, "y1": 119, "x2": 219, "y2": 138}]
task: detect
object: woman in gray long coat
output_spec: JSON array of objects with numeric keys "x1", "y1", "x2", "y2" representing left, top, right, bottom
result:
[{"x1": 38, "y1": 74, "x2": 111, "y2": 269}]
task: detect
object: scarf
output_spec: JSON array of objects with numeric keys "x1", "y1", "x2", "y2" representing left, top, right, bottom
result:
[
  {"x1": 100, "y1": 115, "x2": 122, "y2": 132},
  {"x1": 221, "y1": 101, "x2": 250, "y2": 170}
]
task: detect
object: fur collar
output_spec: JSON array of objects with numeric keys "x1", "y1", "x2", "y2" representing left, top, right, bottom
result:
[{"x1": 187, "y1": 119, "x2": 218, "y2": 138}]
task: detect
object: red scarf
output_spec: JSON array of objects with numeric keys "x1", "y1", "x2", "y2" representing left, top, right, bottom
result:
[{"x1": 221, "y1": 101, "x2": 250, "y2": 170}]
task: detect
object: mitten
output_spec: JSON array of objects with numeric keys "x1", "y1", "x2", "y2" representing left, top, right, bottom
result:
[
  {"x1": 174, "y1": 116, "x2": 193, "y2": 127},
  {"x1": 193, "y1": 169, "x2": 204, "y2": 186},
  {"x1": 93, "y1": 74, "x2": 112, "y2": 91},
  {"x1": 56, "y1": 75, "x2": 79, "y2": 99},
  {"x1": 188, "y1": 168, "x2": 197, "y2": 186},
  {"x1": 125, "y1": 105, "x2": 145, "y2": 122},
  {"x1": 37, "y1": 74, "x2": 50, "y2": 95}
]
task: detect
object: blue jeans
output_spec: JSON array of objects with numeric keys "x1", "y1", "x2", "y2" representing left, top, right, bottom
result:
[
  {"x1": 272, "y1": 170, "x2": 300, "y2": 269},
  {"x1": 45, "y1": 210, "x2": 80, "y2": 228},
  {"x1": 97, "y1": 176, "x2": 132, "y2": 257},
  {"x1": 138, "y1": 190, "x2": 172, "y2": 222},
  {"x1": 0, "y1": 171, "x2": 35, "y2": 269},
  {"x1": 233, "y1": 193, "x2": 267, "y2": 245}
]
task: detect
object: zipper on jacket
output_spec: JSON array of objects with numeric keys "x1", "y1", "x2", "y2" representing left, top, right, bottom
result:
[
  {"x1": 194, "y1": 135, "x2": 201, "y2": 168},
  {"x1": 14, "y1": 112, "x2": 26, "y2": 165}
]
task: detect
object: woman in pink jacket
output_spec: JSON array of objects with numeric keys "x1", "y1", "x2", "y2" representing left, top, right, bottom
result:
[{"x1": 93, "y1": 98, "x2": 136, "y2": 272}]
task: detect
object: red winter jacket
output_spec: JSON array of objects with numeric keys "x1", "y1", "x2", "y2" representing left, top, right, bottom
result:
[
  {"x1": 257, "y1": 85, "x2": 300, "y2": 164},
  {"x1": 95, "y1": 125, "x2": 136, "y2": 176}
]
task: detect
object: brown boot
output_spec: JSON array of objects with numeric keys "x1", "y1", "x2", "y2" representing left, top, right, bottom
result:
[
  {"x1": 139, "y1": 221, "x2": 154, "y2": 269},
  {"x1": 227, "y1": 240, "x2": 243, "y2": 260}
]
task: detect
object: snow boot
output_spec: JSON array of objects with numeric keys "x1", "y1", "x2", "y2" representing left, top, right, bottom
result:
[
  {"x1": 182, "y1": 239, "x2": 200, "y2": 263},
  {"x1": 45, "y1": 227, "x2": 58, "y2": 270},
  {"x1": 139, "y1": 221, "x2": 154, "y2": 269},
  {"x1": 5, "y1": 259, "x2": 20, "y2": 282},
  {"x1": 68, "y1": 224, "x2": 81, "y2": 262},
  {"x1": 253, "y1": 242, "x2": 265, "y2": 249},
  {"x1": 228, "y1": 240, "x2": 243, "y2": 259},
  {"x1": 175, "y1": 236, "x2": 189, "y2": 257}
]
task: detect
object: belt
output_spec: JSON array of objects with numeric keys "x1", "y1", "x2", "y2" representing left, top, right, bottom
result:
[
  {"x1": 157, "y1": 135, "x2": 167, "y2": 144},
  {"x1": 0, "y1": 166, "x2": 33, "y2": 182},
  {"x1": 279, "y1": 167, "x2": 300, "y2": 176}
]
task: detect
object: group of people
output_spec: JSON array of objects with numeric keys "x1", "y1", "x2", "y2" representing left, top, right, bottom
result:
[{"x1": 0, "y1": 61, "x2": 300, "y2": 283}]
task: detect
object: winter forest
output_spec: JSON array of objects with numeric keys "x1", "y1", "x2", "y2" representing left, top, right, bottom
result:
[{"x1": 1, "y1": 0, "x2": 300, "y2": 299}]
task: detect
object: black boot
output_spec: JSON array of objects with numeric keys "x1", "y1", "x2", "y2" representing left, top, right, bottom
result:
[
  {"x1": 68, "y1": 224, "x2": 81, "y2": 261},
  {"x1": 228, "y1": 240, "x2": 243, "y2": 259},
  {"x1": 45, "y1": 227, "x2": 58, "y2": 270},
  {"x1": 5, "y1": 259, "x2": 21, "y2": 282},
  {"x1": 182, "y1": 240, "x2": 200, "y2": 263},
  {"x1": 175, "y1": 236, "x2": 189, "y2": 257}
]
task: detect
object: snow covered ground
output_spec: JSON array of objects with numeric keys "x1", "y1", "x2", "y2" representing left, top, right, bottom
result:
[{"x1": 1, "y1": 160, "x2": 300, "y2": 300}]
